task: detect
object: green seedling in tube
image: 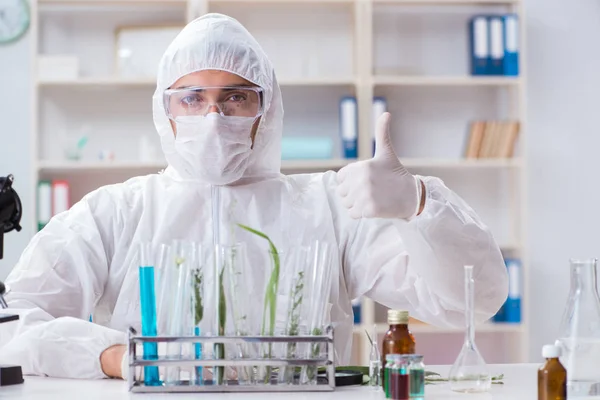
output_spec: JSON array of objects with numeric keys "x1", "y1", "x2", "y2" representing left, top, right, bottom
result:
[
  {"x1": 214, "y1": 264, "x2": 227, "y2": 385},
  {"x1": 237, "y1": 224, "x2": 280, "y2": 383}
]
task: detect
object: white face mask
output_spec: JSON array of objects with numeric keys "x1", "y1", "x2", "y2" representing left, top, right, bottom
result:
[{"x1": 167, "y1": 113, "x2": 255, "y2": 185}]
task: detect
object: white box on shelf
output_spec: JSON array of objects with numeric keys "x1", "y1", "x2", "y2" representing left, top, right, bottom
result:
[
  {"x1": 115, "y1": 26, "x2": 183, "y2": 79},
  {"x1": 38, "y1": 55, "x2": 79, "y2": 81}
]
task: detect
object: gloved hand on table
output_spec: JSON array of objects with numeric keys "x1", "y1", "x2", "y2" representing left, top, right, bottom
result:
[{"x1": 336, "y1": 112, "x2": 425, "y2": 220}]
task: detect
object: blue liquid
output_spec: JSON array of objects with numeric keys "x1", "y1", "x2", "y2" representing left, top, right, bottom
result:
[
  {"x1": 410, "y1": 369, "x2": 425, "y2": 398},
  {"x1": 139, "y1": 266, "x2": 161, "y2": 386},
  {"x1": 194, "y1": 326, "x2": 203, "y2": 385}
]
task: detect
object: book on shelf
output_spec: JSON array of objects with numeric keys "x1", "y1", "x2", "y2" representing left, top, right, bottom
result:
[
  {"x1": 464, "y1": 120, "x2": 520, "y2": 159},
  {"x1": 37, "y1": 180, "x2": 71, "y2": 231}
]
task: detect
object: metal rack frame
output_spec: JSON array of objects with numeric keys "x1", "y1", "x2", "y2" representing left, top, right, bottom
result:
[{"x1": 127, "y1": 325, "x2": 336, "y2": 393}]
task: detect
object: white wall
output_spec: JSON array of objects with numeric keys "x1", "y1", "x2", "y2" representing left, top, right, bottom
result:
[
  {"x1": 0, "y1": 30, "x2": 32, "y2": 280},
  {"x1": 1, "y1": 0, "x2": 599, "y2": 362},
  {"x1": 525, "y1": 0, "x2": 600, "y2": 362}
]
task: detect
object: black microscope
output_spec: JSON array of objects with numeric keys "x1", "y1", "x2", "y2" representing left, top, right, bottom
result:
[{"x1": 0, "y1": 174, "x2": 25, "y2": 386}]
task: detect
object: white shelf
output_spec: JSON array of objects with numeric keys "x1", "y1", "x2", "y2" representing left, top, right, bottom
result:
[
  {"x1": 38, "y1": 77, "x2": 357, "y2": 88},
  {"x1": 38, "y1": 78, "x2": 157, "y2": 88},
  {"x1": 354, "y1": 322, "x2": 524, "y2": 335},
  {"x1": 282, "y1": 159, "x2": 352, "y2": 170},
  {"x1": 37, "y1": 159, "x2": 352, "y2": 174},
  {"x1": 39, "y1": 0, "x2": 517, "y2": 3},
  {"x1": 401, "y1": 158, "x2": 521, "y2": 168},
  {"x1": 39, "y1": 0, "x2": 186, "y2": 5},
  {"x1": 36, "y1": 158, "x2": 519, "y2": 174},
  {"x1": 38, "y1": 161, "x2": 167, "y2": 173},
  {"x1": 278, "y1": 77, "x2": 357, "y2": 86},
  {"x1": 38, "y1": 0, "x2": 187, "y2": 13},
  {"x1": 374, "y1": 0, "x2": 519, "y2": 4},
  {"x1": 373, "y1": 76, "x2": 522, "y2": 87},
  {"x1": 212, "y1": 0, "x2": 353, "y2": 3}
]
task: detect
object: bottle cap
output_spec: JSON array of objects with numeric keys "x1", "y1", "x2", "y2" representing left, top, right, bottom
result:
[
  {"x1": 542, "y1": 345, "x2": 561, "y2": 359},
  {"x1": 388, "y1": 310, "x2": 409, "y2": 325}
]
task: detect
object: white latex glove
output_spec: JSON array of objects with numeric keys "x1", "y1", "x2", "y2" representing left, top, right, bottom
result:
[{"x1": 336, "y1": 112, "x2": 422, "y2": 220}]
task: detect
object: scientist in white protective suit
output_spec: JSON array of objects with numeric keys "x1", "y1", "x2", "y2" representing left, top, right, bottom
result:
[{"x1": 0, "y1": 13, "x2": 508, "y2": 380}]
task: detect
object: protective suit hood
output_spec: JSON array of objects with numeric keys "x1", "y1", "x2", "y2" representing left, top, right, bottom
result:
[{"x1": 153, "y1": 13, "x2": 283, "y2": 183}]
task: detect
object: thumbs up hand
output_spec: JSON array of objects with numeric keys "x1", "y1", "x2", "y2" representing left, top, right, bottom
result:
[{"x1": 336, "y1": 112, "x2": 423, "y2": 220}]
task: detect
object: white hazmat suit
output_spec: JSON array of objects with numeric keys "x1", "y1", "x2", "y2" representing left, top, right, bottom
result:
[{"x1": 0, "y1": 13, "x2": 508, "y2": 379}]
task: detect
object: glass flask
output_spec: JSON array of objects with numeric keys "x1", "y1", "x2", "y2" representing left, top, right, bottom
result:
[
  {"x1": 556, "y1": 258, "x2": 600, "y2": 398},
  {"x1": 448, "y1": 265, "x2": 491, "y2": 393}
]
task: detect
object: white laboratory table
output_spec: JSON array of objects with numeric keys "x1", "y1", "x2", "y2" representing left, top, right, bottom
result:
[{"x1": 0, "y1": 364, "x2": 538, "y2": 400}]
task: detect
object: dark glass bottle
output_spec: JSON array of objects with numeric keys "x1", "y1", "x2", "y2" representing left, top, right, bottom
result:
[
  {"x1": 381, "y1": 310, "x2": 416, "y2": 388},
  {"x1": 538, "y1": 345, "x2": 567, "y2": 400}
]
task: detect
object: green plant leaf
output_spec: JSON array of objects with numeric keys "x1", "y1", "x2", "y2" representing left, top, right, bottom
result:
[{"x1": 193, "y1": 270, "x2": 203, "y2": 325}]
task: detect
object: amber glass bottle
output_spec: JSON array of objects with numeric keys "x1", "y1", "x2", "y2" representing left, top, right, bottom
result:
[
  {"x1": 538, "y1": 345, "x2": 567, "y2": 400},
  {"x1": 380, "y1": 310, "x2": 416, "y2": 388}
]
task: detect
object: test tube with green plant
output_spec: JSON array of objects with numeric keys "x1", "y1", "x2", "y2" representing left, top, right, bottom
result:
[
  {"x1": 191, "y1": 265, "x2": 204, "y2": 385},
  {"x1": 301, "y1": 241, "x2": 333, "y2": 385},
  {"x1": 237, "y1": 224, "x2": 281, "y2": 383},
  {"x1": 213, "y1": 256, "x2": 227, "y2": 386},
  {"x1": 279, "y1": 247, "x2": 309, "y2": 384},
  {"x1": 223, "y1": 243, "x2": 255, "y2": 384}
]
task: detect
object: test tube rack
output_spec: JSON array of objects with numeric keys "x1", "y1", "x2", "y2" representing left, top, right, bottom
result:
[{"x1": 127, "y1": 325, "x2": 336, "y2": 393}]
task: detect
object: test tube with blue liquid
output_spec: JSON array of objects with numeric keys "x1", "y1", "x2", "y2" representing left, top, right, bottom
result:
[{"x1": 138, "y1": 242, "x2": 161, "y2": 386}]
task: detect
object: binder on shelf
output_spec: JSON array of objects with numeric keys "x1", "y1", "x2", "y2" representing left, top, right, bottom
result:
[
  {"x1": 492, "y1": 301, "x2": 507, "y2": 323},
  {"x1": 372, "y1": 97, "x2": 387, "y2": 156},
  {"x1": 492, "y1": 258, "x2": 521, "y2": 324},
  {"x1": 489, "y1": 16, "x2": 505, "y2": 75},
  {"x1": 505, "y1": 258, "x2": 522, "y2": 323},
  {"x1": 51, "y1": 180, "x2": 71, "y2": 217},
  {"x1": 339, "y1": 96, "x2": 358, "y2": 159},
  {"x1": 503, "y1": 14, "x2": 519, "y2": 76},
  {"x1": 469, "y1": 16, "x2": 490, "y2": 76},
  {"x1": 37, "y1": 181, "x2": 52, "y2": 231}
]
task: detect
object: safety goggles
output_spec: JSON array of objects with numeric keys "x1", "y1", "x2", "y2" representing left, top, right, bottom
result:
[{"x1": 163, "y1": 86, "x2": 264, "y2": 120}]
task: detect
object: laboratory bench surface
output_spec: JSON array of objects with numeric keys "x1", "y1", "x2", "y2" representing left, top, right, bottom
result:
[{"x1": 0, "y1": 364, "x2": 539, "y2": 399}]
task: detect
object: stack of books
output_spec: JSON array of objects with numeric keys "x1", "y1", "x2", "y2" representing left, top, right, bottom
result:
[{"x1": 464, "y1": 121, "x2": 520, "y2": 159}]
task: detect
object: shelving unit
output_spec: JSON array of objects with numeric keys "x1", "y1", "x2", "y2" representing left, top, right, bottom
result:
[
  {"x1": 30, "y1": 0, "x2": 527, "y2": 367},
  {"x1": 372, "y1": 75, "x2": 521, "y2": 86}
]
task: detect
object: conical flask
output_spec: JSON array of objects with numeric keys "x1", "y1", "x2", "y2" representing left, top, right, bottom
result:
[
  {"x1": 448, "y1": 265, "x2": 491, "y2": 393},
  {"x1": 556, "y1": 258, "x2": 600, "y2": 398}
]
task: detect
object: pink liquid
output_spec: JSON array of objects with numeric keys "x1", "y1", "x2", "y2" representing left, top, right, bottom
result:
[{"x1": 390, "y1": 372, "x2": 409, "y2": 400}]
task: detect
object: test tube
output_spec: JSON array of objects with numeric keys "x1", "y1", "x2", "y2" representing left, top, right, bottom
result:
[
  {"x1": 138, "y1": 242, "x2": 161, "y2": 386},
  {"x1": 390, "y1": 355, "x2": 410, "y2": 400},
  {"x1": 408, "y1": 355, "x2": 425, "y2": 399}
]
